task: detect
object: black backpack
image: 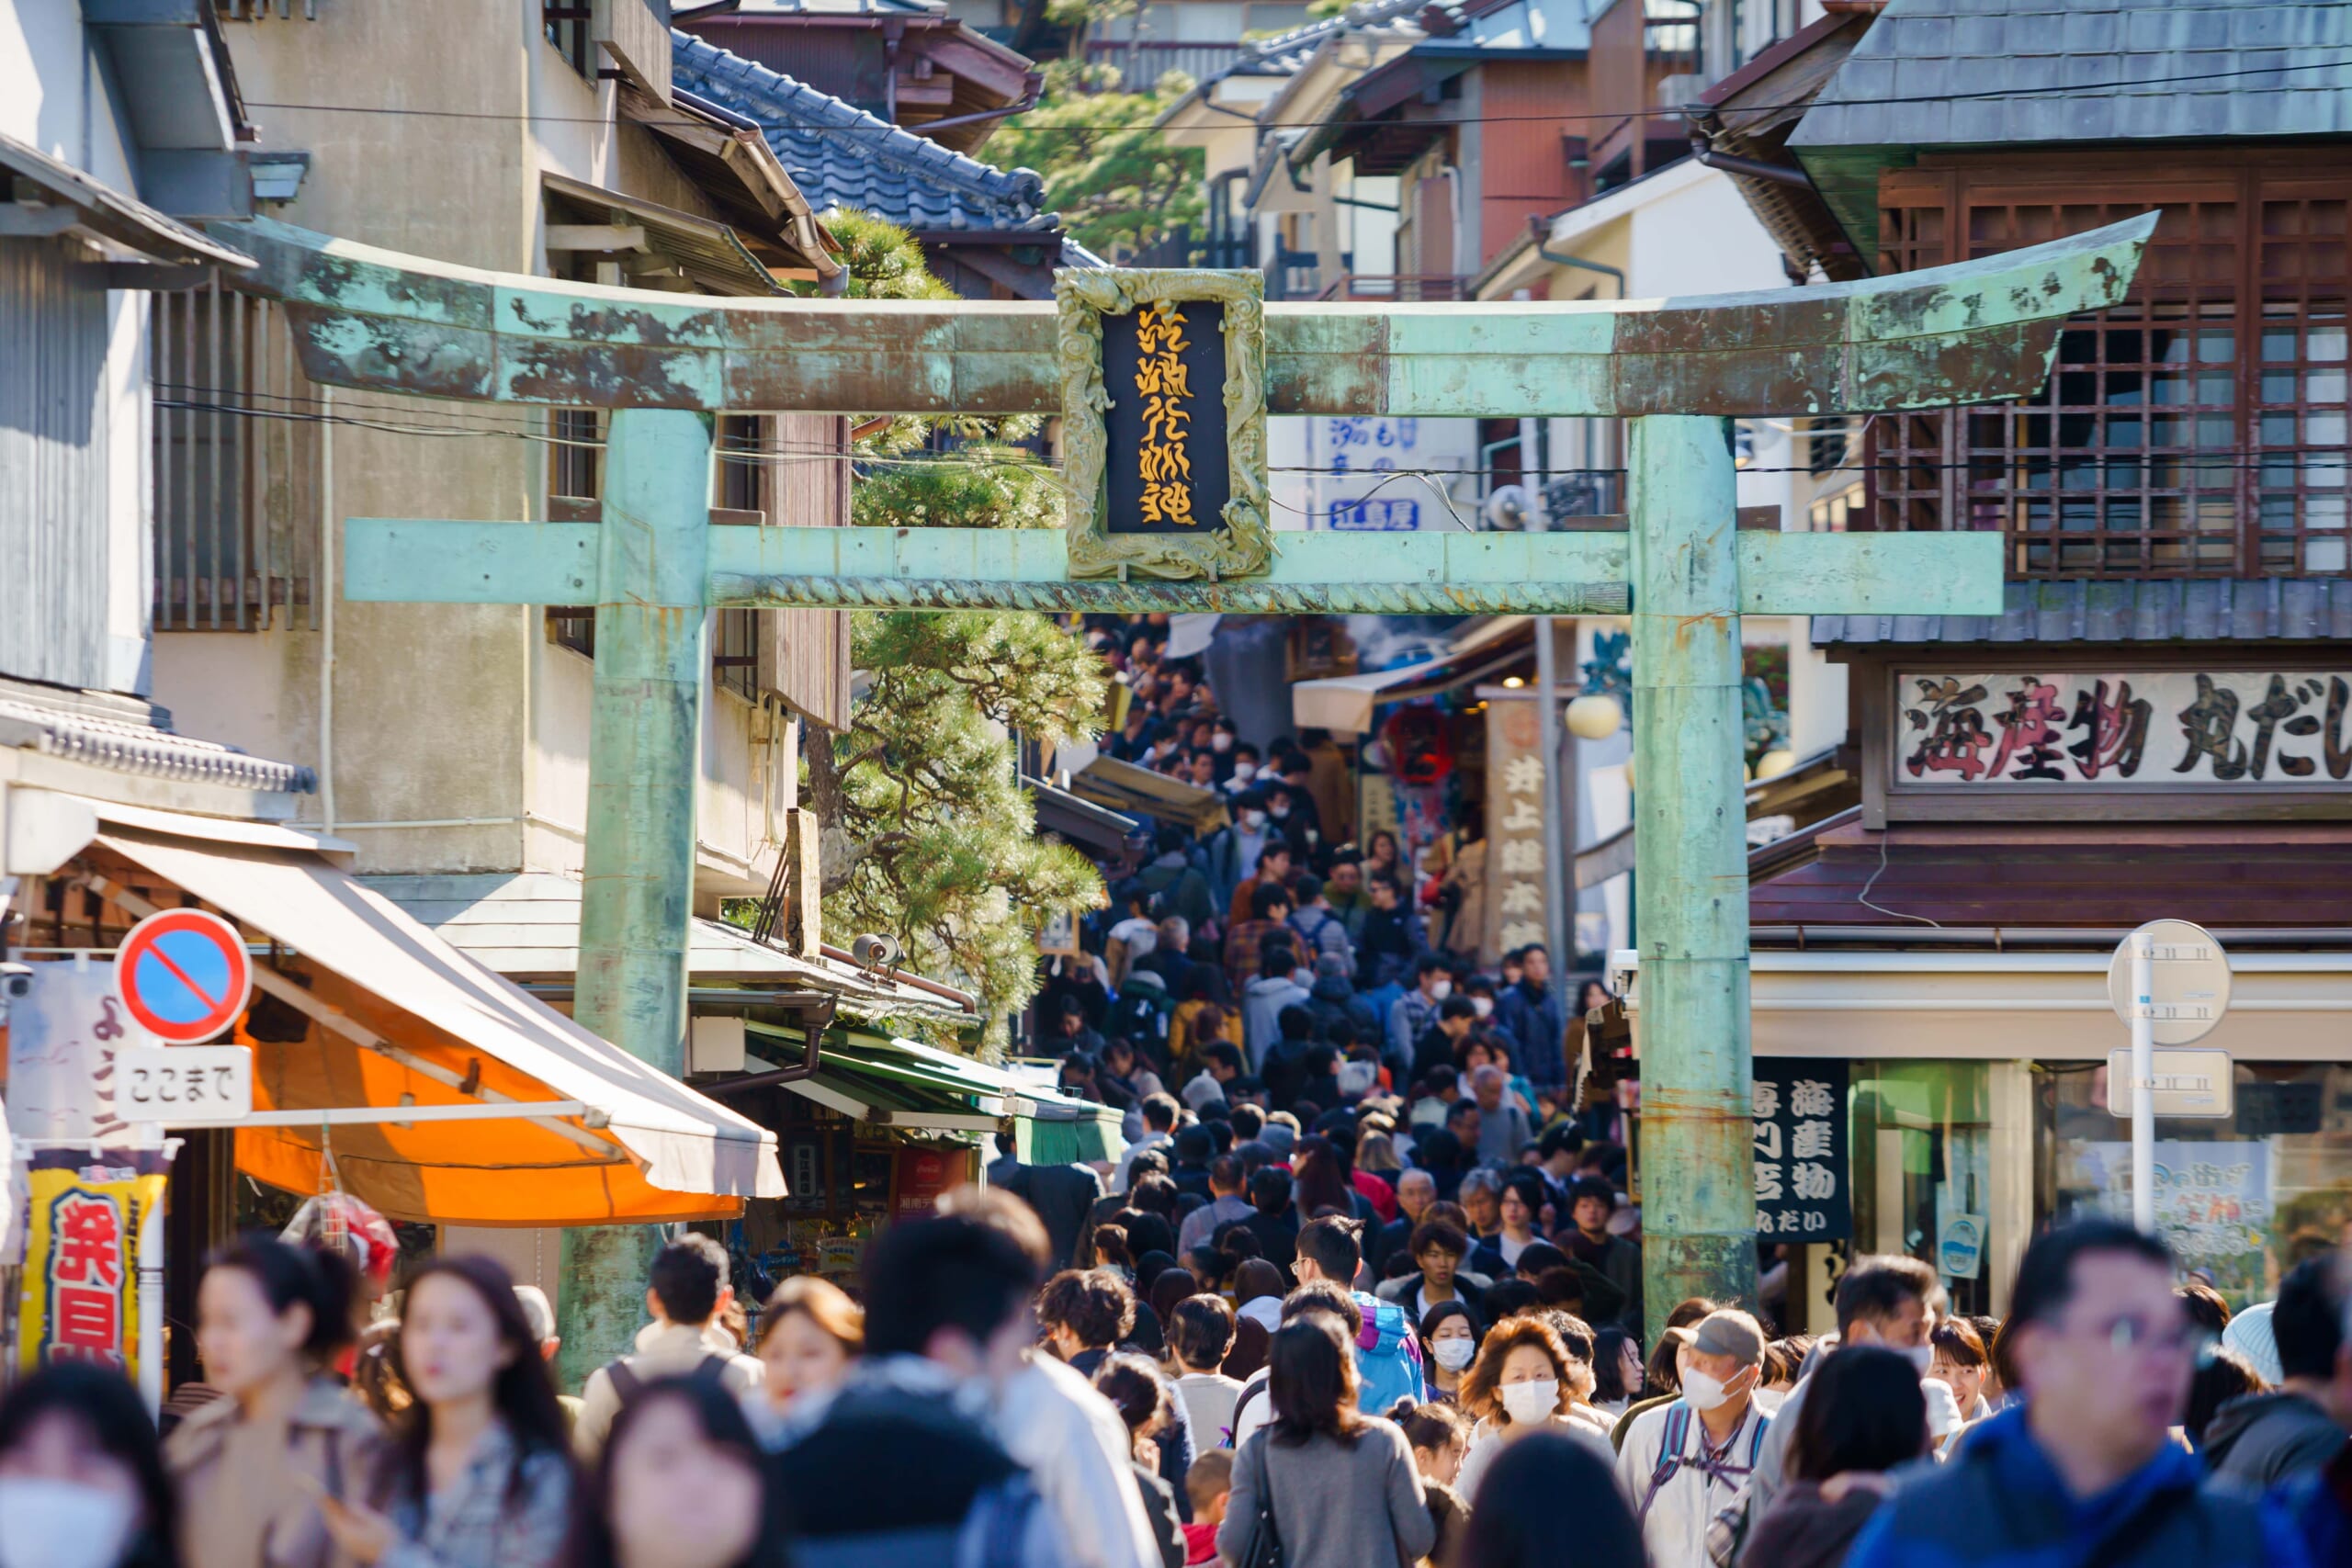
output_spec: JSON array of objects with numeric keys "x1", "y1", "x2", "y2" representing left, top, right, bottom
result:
[{"x1": 605, "y1": 1352, "x2": 729, "y2": 1409}]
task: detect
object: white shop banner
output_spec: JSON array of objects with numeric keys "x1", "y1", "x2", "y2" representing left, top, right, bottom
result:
[{"x1": 1895, "y1": 671, "x2": 2352, "y2": 786}]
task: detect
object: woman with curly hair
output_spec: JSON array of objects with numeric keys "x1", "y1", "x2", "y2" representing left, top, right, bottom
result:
[{"x1": 1454, "y1": 1314, "x2": 1611, "y2": 1500}]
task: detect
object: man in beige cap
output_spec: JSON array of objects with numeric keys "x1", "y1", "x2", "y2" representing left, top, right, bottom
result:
[{"x1": 1614, "y1": 1306, "x2": 1772, "y2": 1567}]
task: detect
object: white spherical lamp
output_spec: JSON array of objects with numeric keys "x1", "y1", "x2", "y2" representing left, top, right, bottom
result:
[
  {"x1": 1754, "y1": 749, "x2": 1798, "y2": 781},
  {"x1": 1621, "y1": 753, "x2": 1635, "y2": 793},
  {"x1": 1565, "y1": 693, "x2": 1623, "y2": 741}
]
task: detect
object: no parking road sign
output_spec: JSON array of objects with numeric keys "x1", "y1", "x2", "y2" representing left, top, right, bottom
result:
[{"x1": 113, "y1": 909, "x2": 252, "y2": 1044}]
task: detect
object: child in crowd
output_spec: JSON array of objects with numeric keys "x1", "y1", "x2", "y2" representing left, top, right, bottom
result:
[{"x1": 1183, "y1": 1449, "x2": 1234, "y2": 1566}]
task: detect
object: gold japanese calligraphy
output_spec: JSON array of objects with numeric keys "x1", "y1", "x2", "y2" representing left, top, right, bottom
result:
[{"x1": 1135, "y1": 302, "x2": 1197, "y2": 526}]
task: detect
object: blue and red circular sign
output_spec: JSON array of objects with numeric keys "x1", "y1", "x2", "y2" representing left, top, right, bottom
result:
[{"x1": 114, "y1": 909, "x2": 253, "y2": 1044}]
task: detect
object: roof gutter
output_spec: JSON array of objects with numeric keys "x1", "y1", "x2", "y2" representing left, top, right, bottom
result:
[
  {"x1": 914, "y1": 89, "x2": 1043, "y2": 136},
  {"x1": 1531, "y1": 213, "x2": 1624, "y2": 298},
  {"x1": 1688, "y1": 129, "x2": 1815, "y2": 186}
]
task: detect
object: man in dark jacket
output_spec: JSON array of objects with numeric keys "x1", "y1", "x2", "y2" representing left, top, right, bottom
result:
[
  {"x1": 1846, "y1": 1220, "x2": 2310, "y2": 1568},
  {"x1": 989, "y1": 1133, "x2": 1105, "y2": 1269},
  {"x1": 1492, "y1": 943, "x2": 1569, "y2": 1092},
  {"x1": 1560, "y1": 1176, "x2": 1643, "y2": 1334},
  {"x1": 2204, "y1": 1257, "x2": 2350, "y2": 1488},
  {"x1": 1130, "y1": 827, "x2": 1217, "y2": 934},
  {"x1": 773, "y1": 1214, "x2": 1074, "y2": 1563},
  {"x1": 1304, "y1": 952, "x2": 1380, "y2": 1044}
]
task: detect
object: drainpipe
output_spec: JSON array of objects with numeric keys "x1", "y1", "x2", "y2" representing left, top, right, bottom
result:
[
  {"x1": 912, "y1": 90, "x2": 1043, "y2": 135},
  {"x1": 1529, "y1": 214, "x2": 1625, "y2": 298},
  {"x1": 1687, "y1": 130, "x2": 1815, "y2": 187},
  {"x1": 318, "y1": 384, "x2": 335, "y2": 835}
]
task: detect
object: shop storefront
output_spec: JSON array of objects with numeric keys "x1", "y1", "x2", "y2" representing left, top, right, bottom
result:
[
  {"x1": 700, "y1": 1031, "x2": 1123, "y2": 1301},
  {"x1": 1618, "y1": 614, "x2": 2352, "y2": 1324},
  {"x1": 1, "y1": 788, "x2": 784, "y2": 1389}
]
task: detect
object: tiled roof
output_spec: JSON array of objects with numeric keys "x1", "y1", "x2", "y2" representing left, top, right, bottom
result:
[
  {"x1": 1227, "y1": 0, "x2": 1428, "y2": 75},
  {"x1": 672, "y1": 30, "x2": 1057, "y2": 234},
  {"x1": 0, "y1": 693, "x2": 314, "y2": 795},
  {"x1": 1812, "y1": 577, "x2": 2352, "y2": 647},
  {"x1": 1792, "y1": 0, "x2": 2352, "y2": 152}
]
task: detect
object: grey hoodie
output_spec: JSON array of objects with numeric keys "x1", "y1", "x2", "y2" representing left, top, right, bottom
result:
[{"x1": 2200, "y1": 1389, "x2": 2346, "y2": 1489}]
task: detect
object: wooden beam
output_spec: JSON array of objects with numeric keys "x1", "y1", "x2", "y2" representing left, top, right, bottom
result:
[
  {"x1": 547, "y1": 224, "x2": 649, "y2": 254},
  {"x1": 341, "y1": 521, "x2": 1637, "y2": 615},
  {"x1": 219, "y1": 212, "x2": 2156, "y2": 418}
]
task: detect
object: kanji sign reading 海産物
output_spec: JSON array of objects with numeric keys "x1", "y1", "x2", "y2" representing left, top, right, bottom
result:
[
  {"x1": 1897, "y1": 671, "x2": 2352, "y2": 788},
  {"x1": 1752, "y1": 1060, "x2": 1849, "y2": 1240},
  {"x1": 1058, "y1": 268, "x2": 1270, "y2": 582}
]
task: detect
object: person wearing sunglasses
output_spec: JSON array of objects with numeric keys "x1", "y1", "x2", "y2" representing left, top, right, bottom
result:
[{"x1": 1844, "y1": 1219, "x2": 2308, "y2": 1568}]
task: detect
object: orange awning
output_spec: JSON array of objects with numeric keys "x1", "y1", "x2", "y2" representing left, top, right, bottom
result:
[{"x1": 71, "y1": 812, "x2": 783, "y2": 1226}]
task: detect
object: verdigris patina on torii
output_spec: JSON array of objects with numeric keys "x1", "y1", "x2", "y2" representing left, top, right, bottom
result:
[{"x1": 219, "y1": 209, "x2": 2154, "y2": 1363}]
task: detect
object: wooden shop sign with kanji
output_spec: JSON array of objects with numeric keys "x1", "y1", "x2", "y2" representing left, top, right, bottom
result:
[
  {"x1": 1057, "y1": 269, "x2": 1271, "y2": 581},
  {"x1": 1871, "y1": 662, "x2": 2352, "y2": 827}
]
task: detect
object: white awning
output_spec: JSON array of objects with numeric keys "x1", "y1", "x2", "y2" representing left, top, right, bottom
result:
[
  {"x1": 1614, "y1": 947, "x2": 2352, "y2": 1063},
  {"x1": 1289, "y1": 620, "x2": 1540, "y2": 733},
  {"x1": 86, "y1": 823, "x2": 785, "y2": 1216}
]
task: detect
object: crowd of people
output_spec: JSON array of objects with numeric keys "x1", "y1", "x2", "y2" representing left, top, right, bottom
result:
[
  {"x1": 11, "y1": 616, "x2": 2352, "y2": 1567},
  {"x1": 14, "y1": 1190, "x2": 2352, "y2": 1568}
]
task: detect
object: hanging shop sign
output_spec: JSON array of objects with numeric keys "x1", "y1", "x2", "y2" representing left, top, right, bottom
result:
[
  {"x1": 1751, "y1": 1058, "x2": 1850, "y2": 1241},
  {"x1": 17, "y1": 1151, "x2": 169, "y2": 1379},
  {"x1": 6, "y1": 958, "x2": 133, "y2": 1145},
  {"x1": 2076, "y1": 1138, "x2": 2271, "y2": 1297},
  {"x1": 1892, "y1": 670, "x2": 2352, "y2": 789},
  {"x1": 1058, "y1": 269, "x2": 1271, "y2": 581}
]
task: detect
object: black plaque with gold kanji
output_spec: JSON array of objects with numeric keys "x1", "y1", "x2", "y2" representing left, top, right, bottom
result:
[{"x1": 1102, "y1": 300, "x2": 1231, "y2": 536}]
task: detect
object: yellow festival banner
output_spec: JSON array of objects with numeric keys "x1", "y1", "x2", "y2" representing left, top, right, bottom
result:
[{"x1": 17, "y1": 1156, "x2": 168, "y2": 1380}]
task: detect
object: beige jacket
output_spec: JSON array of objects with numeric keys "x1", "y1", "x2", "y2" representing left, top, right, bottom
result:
[
  {"x1": 164, "y1": 1375, "x2": 387, "y2": 1568},
  {"x1": 573, "y1": 1319, "x2": 763, "y2": 1459}
]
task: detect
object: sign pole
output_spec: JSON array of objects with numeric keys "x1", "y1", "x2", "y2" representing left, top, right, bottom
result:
[
  {"x1": 2107, "y1": 919, "x2": 2232, "y2": 1235},
  {"x1": 2130, "y1": 930, "x2": 2156, "y2": 1232}
]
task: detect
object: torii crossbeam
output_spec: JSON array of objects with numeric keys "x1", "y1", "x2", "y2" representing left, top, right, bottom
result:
[{"x1": 220, "y1": 212, "x2": 2154, "y2": 1365}]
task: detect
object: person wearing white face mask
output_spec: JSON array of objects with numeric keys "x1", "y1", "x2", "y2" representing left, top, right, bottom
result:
[
  {"x1": 1457, "y1": 1315, "x2": 1614, "y2": 1501},
  {"x1": 1735, "y1": 1252, "x2": 1944, "y2": 1556},
  {"x1": 1615, "y1": 1309, "x2": 1772, "y2": 1568},
  {"x1": 0, "y1": 1363, "x2": 175, "y2": 1568}
]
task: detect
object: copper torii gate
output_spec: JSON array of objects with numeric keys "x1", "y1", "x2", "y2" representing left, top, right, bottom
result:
[{"x1": 219, "y1": 212, "x2": 2154, "y2": 1375}]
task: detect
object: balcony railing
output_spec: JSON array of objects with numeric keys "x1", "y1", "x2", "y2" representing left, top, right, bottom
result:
[
  {"x1": 1315, "y1": 275, "x2": 1470, "y2": 303},
  {"x1": 1082, "y1": 40, "x2": 1246, "y2": 92}
]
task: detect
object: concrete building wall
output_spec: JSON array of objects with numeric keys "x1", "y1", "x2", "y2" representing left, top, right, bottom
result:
[{"x1": 151, "y1": 4, "x2": 781, "y2": 893}]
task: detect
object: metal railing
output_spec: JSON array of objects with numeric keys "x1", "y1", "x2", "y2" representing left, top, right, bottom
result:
[
  {"x1": 1082, "y1": 39, "x2": 1247, "y2": 91},
  {"x1": 1315, "y1": 274, "x2": 1471, "y2": 302}
]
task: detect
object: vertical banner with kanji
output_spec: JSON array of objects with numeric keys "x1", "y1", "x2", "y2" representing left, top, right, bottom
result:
[
  {"x1": 17, "y1": 1152, "x2": 170, "y2": 1380},
  {"x1": 1482, "y1": 694, "x2": 1550, "y2": 965},
  {"x1": 1750, "y1": 1060, "x2": 1850, "y2": 1240}
]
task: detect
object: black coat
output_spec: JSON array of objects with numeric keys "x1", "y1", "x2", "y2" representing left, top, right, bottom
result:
[{"x1": 1000, "y1": 1160, "x2": 1102, "y2": 1269}]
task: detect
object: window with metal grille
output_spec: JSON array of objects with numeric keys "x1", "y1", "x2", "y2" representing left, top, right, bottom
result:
[
  {"x1": 1868, "y1": 165, "x2": 2349, "y2": 580},
  {"x1": 543, "y1": 0, "x2": 594, "y2": 76},
  {"x1": 713, "y1": 416, "x2": 768, "y2": 701},
  {"x1": 152, "y1": 281, "x2": 322, "y2": 631},
  {"x1": 545, "y1": 408, "x2": 603, "y2": 658}
]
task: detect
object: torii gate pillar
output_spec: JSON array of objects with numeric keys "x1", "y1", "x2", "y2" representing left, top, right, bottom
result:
[{"x1": 1629, "y1": 415, "x2": 1757, "y2": 1312}]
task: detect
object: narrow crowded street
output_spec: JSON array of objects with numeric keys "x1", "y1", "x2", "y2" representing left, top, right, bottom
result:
[{"x1": 4, "y1": 2, "x2": 2352, "y2": 1566}]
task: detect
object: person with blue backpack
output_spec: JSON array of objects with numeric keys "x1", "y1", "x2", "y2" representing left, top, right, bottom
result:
[
  {"x1": 1288, "y1": 1216, "x2": 1427, "y2": 1416},
  {"x1": 1614, "y1": 1309, "x2": 1772, "y2": 1567}
]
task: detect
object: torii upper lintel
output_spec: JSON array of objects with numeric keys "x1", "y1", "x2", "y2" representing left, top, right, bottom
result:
[{"x1": 219, "y1": 212, "x2": 2156, "y2": 419}]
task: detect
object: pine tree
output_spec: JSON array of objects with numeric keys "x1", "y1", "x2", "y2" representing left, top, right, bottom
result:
[{"x1": 797, "y1": 213, "x2": 1108, "y2": 1043}]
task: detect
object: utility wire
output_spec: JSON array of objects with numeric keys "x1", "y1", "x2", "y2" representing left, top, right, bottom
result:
[
  {"x1": 242, "y1": 51, "x2": 2352, "y2": 139},
  {"x1": 156, "y1": 395, "x2": 2348, "y2": 479}
]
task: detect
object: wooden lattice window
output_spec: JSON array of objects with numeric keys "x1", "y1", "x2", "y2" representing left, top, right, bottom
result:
[{"x1": 1868, "y1": 162, "x2": 2349, "y2": 580}]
